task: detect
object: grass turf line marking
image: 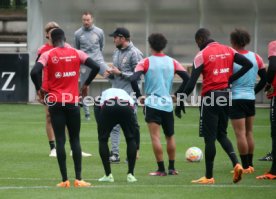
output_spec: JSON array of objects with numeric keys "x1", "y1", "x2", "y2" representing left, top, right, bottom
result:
[{"x1": 0, "y1": 184, "x2": 275, "y2": 190}]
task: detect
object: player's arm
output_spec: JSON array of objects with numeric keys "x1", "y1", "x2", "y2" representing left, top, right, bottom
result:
[
  {"x1": 175, "y1": 71, "x2": 190, "y2": 94},
  {"x1": 35, "y1": 54, "x2": 41, "y2": 62},
  {"x1": 83, "y1": 58, "x2": 100, "y2": 86},
  {"x1": 174, "y1": 60, "x2": 190, "y2": 96},
  {"x1": 131, "y1": 80, "x2": 142, "y2": 99},
  {"x1": 173, "y1": 61, "x2": 190, "y2": 119},
  {"x1": 267, "y1": 56, "x2": 276, "y2": 84},
  {"x1": 174, "y1": 63, "x2": 201, "y2": 119},
  {"x1": 31, "y1": 52, "x2": 50, "y2": 103},
  {"x1": 74, "y1": 32, "x2": 80, "y2": 49},
  {"x1": 99, "y1": 30, "x2": 105, "y2": 52},
  {"x1": 229, "y1": 53, "x2": 253, "y2": 84},
  {"x1": 30, "y1": 62, "x2": 43, "y2": 91},
  {"x1": 254, "y1": 54, "x2": 267, "y2": 94},
  {"x1": 254, "y1": 68, "x2": 267, "y2": 94},
  {"x1": 30, "y1": 62, "x2": 48, "y2": 103},
  {"x1": 174, "y1": 70, "x2": 190, "y2": 101},
  {"x1": 264, "y1": 56, "x2": 276, "y2": 96},
  {"x1": 183, "y1": 51, "x2": 203, "y2": 96},
  {"x1": 81, "y1": 57, "x2": 100, "y2": 98},
  {"x1": 129, "y1": 58, "x2": 146, "y2": 98},
  {"x1": 33, "y1": 53, "x2": 43, "y2": 88},
  {"x1": 183, "y1": 64, "x2": 202, "y2": 96},
  {"x1": 264, "y1": 42, "x2": 276, "y2": 96},
  {"x1": 129, "y1": 71, "x2": 143, "y2": 99},
  {"x1": 129, "y1": 58, "x2": 146, "y2": 82}
]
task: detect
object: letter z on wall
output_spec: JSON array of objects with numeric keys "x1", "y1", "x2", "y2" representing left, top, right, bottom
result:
[{"x1": 0, "y1": 54, "x2": 29, "y2": 102}]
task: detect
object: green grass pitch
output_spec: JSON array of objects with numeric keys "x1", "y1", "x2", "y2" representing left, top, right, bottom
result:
[{"x1": 0, "y1": 104, "x2": 275, "y2": 198}]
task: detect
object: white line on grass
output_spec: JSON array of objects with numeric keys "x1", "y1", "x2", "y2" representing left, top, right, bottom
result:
[
  {"x1": 0, "y1": 121, "x2": 269, "y2": 128},
  {"x1": 0, "y1": 177, "x2": 98, "y2": 181},
  {"x1": 0, "y1": 184, "x2": 275, "y2": 190}
]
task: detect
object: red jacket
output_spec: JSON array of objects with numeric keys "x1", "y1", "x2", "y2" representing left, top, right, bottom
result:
[
  {"x1": 38, "y1": 46, "x2": 88, "y2": 103},
  {"x1": 193, "y1": 42, "x2": 236, "y2": 96}
]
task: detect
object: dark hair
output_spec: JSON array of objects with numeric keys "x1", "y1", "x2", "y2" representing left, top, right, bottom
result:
[
  {"x1": 51, "y1": 28, "x2": 65, "y2": 45},
  {"x1": 195, "y1": 28, "x2": 210, "y2": 42},
  {"x1": 82, "y1": 11, "x2": 93, "y2": 17},
  {"x1": 148, "y1": 33, "x2": 167, "y2": 52},
  {"x1": 230, "y1": 28, "x2": 250, "y2": 48}
]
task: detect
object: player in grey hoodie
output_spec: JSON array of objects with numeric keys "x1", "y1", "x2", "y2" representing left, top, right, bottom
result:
[
  {"x1": 74, "y1": 11, "x2": 109, "y2": 120},
  {"x1": 105, "y1": 27, "x2": 143, "y2": 163}
]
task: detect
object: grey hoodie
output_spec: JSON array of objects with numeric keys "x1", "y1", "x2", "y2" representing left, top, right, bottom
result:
[
  {"x1": 74, "y1": 25, "x2": 105, "y2": 62},
  {"x1": 111, "y1": 41, "x2": 143, "y2": 94},
  {"x1": 74, "y1": 25, "x2": 109, "y2": 77}
]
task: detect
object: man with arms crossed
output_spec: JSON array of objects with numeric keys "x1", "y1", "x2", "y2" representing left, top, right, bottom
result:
[{"x1": 74, "y1": 11, "x2": 109, "y2": 121}]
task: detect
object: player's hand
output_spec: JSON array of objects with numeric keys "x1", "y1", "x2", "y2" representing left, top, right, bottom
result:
[
  {"x1": 137, "y1": 96, "x2": 145, "y2": 106},
  {"x1": 171, "y1": 95, "x2": 177, "y2": 103},
  {"x1": 109, "y1": 65, "x2": 122, "y2": 76},
  {"x1": 175, "y1": 100, "x2": 185, "y2": 119},
  {"x1": 265, "y1": 84, "x2": 274, "y2": 98},
  {"x1": 37, "y1": 89, "x2": 46, "y2": 104},
  {"x1": 103, "y1": 69, "x2": 112, "y2": 78}
]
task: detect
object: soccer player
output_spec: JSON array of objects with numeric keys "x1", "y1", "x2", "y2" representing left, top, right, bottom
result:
[
  {"x1": 105, "y1": 27, "x2": 143, "y2": 163},
  {"x1": 130, "y1": 33, "x2": 190, "y2": 176},
  {"x1": 37, "y1": 21, "x2": 92, "y2": 158},
  {"x1": 88, "y1": 88, "x2": 138, "y2": 182},
  {"x1": 74, "y1": 11, "x2": 109, "y2": 120},
  {"x1": 183, "y1": 28, "x2": 253, "y2": 184},
  {"x1": 36, "y1": 21, "x2": 60, "y2": 157},
  {"x1": 229, "y1": 29, "x2": 266, "y2": 174},
  {"x1": 256, "y1": 40, "x2": 276, "y2": 180},
  {"x1": 31, "y1": 28, "x2": 100, "y2": 187}
]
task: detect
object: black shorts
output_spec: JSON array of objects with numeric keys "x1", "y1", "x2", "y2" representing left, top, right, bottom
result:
[
  {"x1": 199, "y1": 92, "x2": 229, "y2": 140},
  {"x1": 229, "y1": 99, "x2": 255, "y2": 119},
  {"x1": 144, "y1": 106, "x2": 174, "y2": 137},
  {"x1": 48, "y1": 103, "x2": 80, "y2": 138},
  {"x1": 97, "y1": 100, "x2": 136, "y2": 141}
]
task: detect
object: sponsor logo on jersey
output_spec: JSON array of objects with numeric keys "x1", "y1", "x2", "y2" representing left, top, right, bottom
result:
[
  {"x1": 213, "y1": 68, "x2": 229, "y2": 75},
  {"x1": 55, "y1": 71, "x2": 76, "y2": 78},
  {"x1": 209, "y1": 55, "x2": 216, "y2": 62},
  {"x1": 209, "y1": 53, "x2": 231, "y2": 62},
  {"x1": 213, "y1": 69, "x2": 219, "y2": 75},
  {"x1": 55, "y1": 72, "x2": 62, "y2": 78},
  {"x1": 219, "y1": 68, "x2": 229, "y2": 73},
  {"x1": 59, "y1": 56, "x2": 77, "y2": 62},
  {"x1": 63, "y1": 71, "x2": 76, "y2": 77},
  {"x1": 52, "y1": 56, "x2": 59, "y2": 64}
]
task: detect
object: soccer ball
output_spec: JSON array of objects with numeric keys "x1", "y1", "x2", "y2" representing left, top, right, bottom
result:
[{"x1": 185, "y1": 147, "x2": 203, "y2": 162}]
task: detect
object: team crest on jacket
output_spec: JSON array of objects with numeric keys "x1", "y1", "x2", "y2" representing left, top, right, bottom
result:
[
  {"x1": 52, "y1": 56, "x2": 59, "y2": 64},
  {"x1": 209, "y1": 55, "x2": 216, "y2": 62},
  {"x1": 213, "y1": 69, "x2": 219, "y2": 75},
  {"x1": 55, "y1": 72, "x2": 62, "y2": 78},
  {"x1": 91, "y1": 34, "x2": 98, "y2": 43},
  {"x1": 122, "y1": 57, "x2": 127, "y2": 64}
]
